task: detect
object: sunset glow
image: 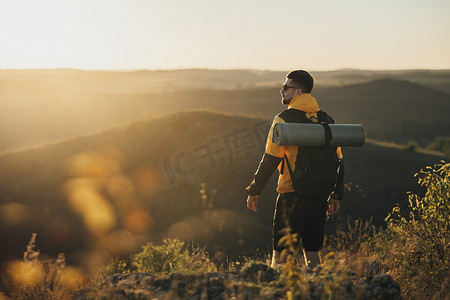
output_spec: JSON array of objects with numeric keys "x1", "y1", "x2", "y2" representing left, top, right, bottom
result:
[{"x1": 1, "y1": 0, "x2": 449, "y2": 70}]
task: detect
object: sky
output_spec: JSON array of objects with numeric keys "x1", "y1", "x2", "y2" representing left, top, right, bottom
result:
[{"x1": 0, "y1": 0, "x2": 449, "y2": 71}]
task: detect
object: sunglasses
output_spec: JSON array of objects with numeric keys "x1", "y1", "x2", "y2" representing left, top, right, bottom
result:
[{"x1": 281, "y1": 84, "x2": 301, "y2": 91}]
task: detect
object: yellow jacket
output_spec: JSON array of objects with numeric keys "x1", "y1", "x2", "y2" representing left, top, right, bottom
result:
[{"x1": 247, "y1": 93, "x2": 343, "y2": 195}]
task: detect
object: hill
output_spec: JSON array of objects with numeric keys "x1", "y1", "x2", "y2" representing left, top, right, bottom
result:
[
  {"x1": 0, "y1": 111, "x2": 445, "y2": 283},
  {"x1": 1, "y1": 69, "x2": 450, "y2": 152},
  {"x1": 316, "y1": 79, "x2": 450, "y2": 144}
]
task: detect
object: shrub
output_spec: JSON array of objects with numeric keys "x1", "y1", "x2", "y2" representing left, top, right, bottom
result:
[
  {"x1": 385, "y1": 161, "x2": 450, "y2": 297},
  {"x1": 131, "y1": 238, "x2": 216, "y2": 274},
  {"x1": 93, "y1": 257, "x2": 129, "y2": 285},
  {"x1": 403, "y1": 140, "x2": 418, "y2": 152},
  {"x1": 427, "y1": 137, "x2": 450, "y2": 156}
]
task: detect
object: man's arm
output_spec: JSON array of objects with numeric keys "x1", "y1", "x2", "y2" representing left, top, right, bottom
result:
[
  {"x1": 246, "y1": 153, "x2": 282, "y2": 196},
  {"x1": 246, "y1": 115, "x2": 285, "y2": 212},
  {"x1": 246, "y1": 153, "x2": 282, "y2": 212}
]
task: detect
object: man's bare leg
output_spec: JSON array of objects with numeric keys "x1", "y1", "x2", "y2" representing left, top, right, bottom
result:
[
  {"x1": 303, "y1": 250, "x2": 320, "y2": 268},
  {"x1": 271, "y1": 249, "x2": 290, "y2": 268},
  {"x1": 271, "y1": 250, "x2": 282, "y2": 268}
]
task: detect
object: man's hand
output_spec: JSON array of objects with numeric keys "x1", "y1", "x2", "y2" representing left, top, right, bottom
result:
[
  {"x1": 327, "y1": 198, "x2": 339, "y2": 215},
  {"x1": 247, "y1": 195, "x2": 259, "y2": 212}
]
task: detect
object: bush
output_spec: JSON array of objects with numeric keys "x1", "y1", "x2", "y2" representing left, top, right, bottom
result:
[
  {"x1": 131, "y1": 239, "x2": 216, "y2": 274},
  {"x1": 384, "y1": 161, "x2": 450, "y2": 297},
  {"x1": 427, "y1": 137, "x2": 450, "y2": 156},
  {"x1": 403, "y1": 140, "x2": 418, "y2": 152},
  {"x1": 93, "y1": 257, "x2": 129, "y2": 285}
]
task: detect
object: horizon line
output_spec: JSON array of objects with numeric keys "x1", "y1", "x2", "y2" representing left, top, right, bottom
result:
[{"x1": 1, "y1": 67, "x2": 450, "y2": 73}]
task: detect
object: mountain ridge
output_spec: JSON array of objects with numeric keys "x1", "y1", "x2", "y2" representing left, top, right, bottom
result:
[{"x1": 1, "y1": 77, "x2": 449, "y2": 152}]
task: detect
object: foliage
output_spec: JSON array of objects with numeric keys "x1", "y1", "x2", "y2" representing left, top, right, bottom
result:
[
  {"x1": 93, "y1": 257, "x2": 129, "y2": 285},
  {"x1": 131, "y1": 238, "x2": 216, "y2": 274},
  {"x1": 427, "y1": 137, "x2": 450, "y2": 156},
  {"x1": 402, "y1": 140, "x2": 418, "y2": 152},
  {"x1": 384, "y1": 161, "x2": 450, "y2": 298}
]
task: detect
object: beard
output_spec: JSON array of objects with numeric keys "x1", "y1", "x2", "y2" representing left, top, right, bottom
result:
[{"x1": 281, "y1": 96, "x2": 292, "y2": 105}]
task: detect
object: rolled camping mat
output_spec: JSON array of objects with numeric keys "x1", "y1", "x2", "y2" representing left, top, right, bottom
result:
[{"x1": 272, "y1": 123, "x2": 365, "y2": 147}]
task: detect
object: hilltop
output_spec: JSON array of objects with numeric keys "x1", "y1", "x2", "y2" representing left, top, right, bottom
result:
[{"x1": 0, "y1": 110, "x2": 446, "y2": 281}]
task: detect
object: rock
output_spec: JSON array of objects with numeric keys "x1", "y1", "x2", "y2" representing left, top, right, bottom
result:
[
  {"x1": 207, "y1": 277, "x2": 225, "y2": 299},
  {"x1": 364, "y1": 274, "x2": 401, "y2": 299},
  {"x1": 74, "y1": 270, "x2": 401, "y2": 300}
]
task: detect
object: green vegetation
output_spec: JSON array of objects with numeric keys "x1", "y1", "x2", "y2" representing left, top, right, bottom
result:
[
  {"x1": 79, "y1": 223, "x2": 404, "y2": 299},
  {"x1": 93, "y1": 239, "x2": 216, "y2": 286},
  {"x1": 402, "y1": 140, "x2": 419, "y2": 153},
  {"x1": 427, "y1": 137, "x2": 450, "y2": 157},
  {"x1": 381, "y1": 161, "x2": 450, "y2": 298},
  {"x1": 132, "y1": 239, "x2": 216, "y2": 274},
  {"x1": 328, "y1": 161, "x2": 450, "y2": 298}
]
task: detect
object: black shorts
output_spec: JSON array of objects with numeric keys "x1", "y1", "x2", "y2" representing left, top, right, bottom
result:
[{"x1": 273, "y1": 192, "x2": 329, "y2": 252}]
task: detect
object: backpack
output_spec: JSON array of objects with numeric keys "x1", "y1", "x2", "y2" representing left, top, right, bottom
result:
[{"x1": 278, "y1": 109, "x2": 342, "y2": 196}]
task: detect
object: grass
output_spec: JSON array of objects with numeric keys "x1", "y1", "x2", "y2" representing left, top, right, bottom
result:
[
  {"x1": 3, "y1": 211, "x2": 444, "y2": 299},
  {"x1": 3, "y1": 234, "x2": 84, "y2": 300},
  {"x1": 1, "y1": 227, "x2": 400, "y2": 299}
]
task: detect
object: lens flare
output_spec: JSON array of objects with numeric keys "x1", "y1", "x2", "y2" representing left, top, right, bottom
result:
[
  {"x1": 125, "y1": 209, "x2": 153, "y2": 234},
  {"x1": 0, "y1": 203, "x2": 30, "y2": 226},
  {"x1": 133, "y1": 166, "x2": 162, "y2": 197},
  {"x1": 65, "y1": 149, "x2": 121, "y2": 178},
  {"x1": 4, "y1": 260, "x2": 44, "y2": 287},
  {"x1": 60, "y1": 266, "x2": 85, "y2": 289},
  {"x1": 107, "y1": 229, "x2": 135, "y2": 255},
  {"x1": 63, "y1": 179, "x2": 116, "y2": 235}
]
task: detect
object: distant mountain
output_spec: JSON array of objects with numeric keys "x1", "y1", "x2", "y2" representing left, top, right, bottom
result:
[
  {"x1": 0, "y1": 111, "x2": 445, "y2": 276},
  {"x1": 316, "y1": 79, "x2": 450, "y2": 144},
  {"x1": 2, "y1": 68, "x2": 449, "y2": 91},
  {"x1": 1, "y1": 69, "x2": 449, "y2": 152}
]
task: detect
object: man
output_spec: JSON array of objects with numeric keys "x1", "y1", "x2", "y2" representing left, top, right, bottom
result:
[{"x1": 246, "y1": 70, "x2": 344, "y2": 268}]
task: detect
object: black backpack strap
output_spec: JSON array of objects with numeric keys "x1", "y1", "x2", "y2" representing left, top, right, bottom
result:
[
  {"x1": 321, "y1": 122, "x2": 333, "y2": 147},
  {"x1": 283, "y1": 154, "x2": 294, "y2": 180},
  {"x1": 317, "y1": 110, "x2": 333, "y2": 147}
]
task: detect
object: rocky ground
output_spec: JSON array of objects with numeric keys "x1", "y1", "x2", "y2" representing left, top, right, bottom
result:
[{"x1": 74, "y1": 263, "x2": 401, "y2": 299}]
